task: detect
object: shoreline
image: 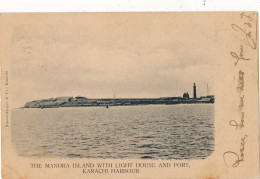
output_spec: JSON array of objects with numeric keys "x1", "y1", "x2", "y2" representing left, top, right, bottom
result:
[{"x1": 21, "y1": 101, "x2": 214, "y2": 109}]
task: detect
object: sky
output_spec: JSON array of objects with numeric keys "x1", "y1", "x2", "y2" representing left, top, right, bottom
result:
[{"x1": 10, "y1": 13, "x2": 216, "y2": 107}]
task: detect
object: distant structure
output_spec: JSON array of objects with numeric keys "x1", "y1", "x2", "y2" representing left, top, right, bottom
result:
[
  {"x1": 207, "y1": 83, "x2": 209, "y2": 96},
  {"x1": 183, "y1": 92, "x2": 189, "y2": 99},
  {"x1": 193, "y1": 83, "x2": 197, "y2": 99}
]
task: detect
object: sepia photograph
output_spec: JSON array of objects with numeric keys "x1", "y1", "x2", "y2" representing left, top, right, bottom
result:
[
  {"x1": 10, "y1": 13, "x2": 215, "y2": 160},
  {"x1": 1, "y1": 12, "x2": 258, "y2": 179}
]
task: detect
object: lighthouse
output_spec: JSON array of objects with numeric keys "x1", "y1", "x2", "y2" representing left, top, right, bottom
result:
[{"x1": 193, "y1": 83, "x2": 197, "y2": 99}]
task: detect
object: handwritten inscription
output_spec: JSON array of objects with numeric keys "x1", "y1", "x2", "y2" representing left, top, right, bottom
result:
[
  {"x1": 223, "y1": 135, "x2": 247, "y2": 168},
  {"x1": 236, "y1": 70, "x2": 244, "y2": 94},
  {"x1": 230, "y1": 45, "x2": 250, "y2": 66},
  {"x1": 229, "y1": 112, "x2": 244, "y2": 130},
  {"x1": 231, "y1": 12, "x2": 257, "y2": 49},
  {"x1": 224, "y1": 12, "x2": 257, "y2": 168},
  {"x1": 229, "y1": 70, "x2": 245, "y2": 130}
]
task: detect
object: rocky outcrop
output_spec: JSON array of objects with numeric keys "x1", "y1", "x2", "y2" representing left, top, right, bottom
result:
[{"x1": 24, "y1": 97, "x2": 72, "y2": 108}]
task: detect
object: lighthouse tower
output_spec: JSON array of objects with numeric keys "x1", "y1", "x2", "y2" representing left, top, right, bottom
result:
[{"x1": 193, "y1": 83, "x2": 197, "y2": 99}]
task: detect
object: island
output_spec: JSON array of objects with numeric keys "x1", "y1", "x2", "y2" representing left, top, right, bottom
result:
[
  {"x1": 23, "y1": 95, "x2": 214, "y2": 108},
  {"x1": 23, "y1": 83, "x2": 214, "y2": 108}
]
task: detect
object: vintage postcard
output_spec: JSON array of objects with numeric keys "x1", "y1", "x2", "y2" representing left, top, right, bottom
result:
[{"x1": 0, "y1": 12, "x2": 259, "y2": 178}]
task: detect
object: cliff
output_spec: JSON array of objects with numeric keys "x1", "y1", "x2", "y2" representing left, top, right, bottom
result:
[{"x1": 24, "y1": 97, "x2": 72, "y2": 108}]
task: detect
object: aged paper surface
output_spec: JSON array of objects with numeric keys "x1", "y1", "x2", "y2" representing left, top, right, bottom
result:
[{"x1": 0, "y1": 12, "x2": 259, "y2": 178}]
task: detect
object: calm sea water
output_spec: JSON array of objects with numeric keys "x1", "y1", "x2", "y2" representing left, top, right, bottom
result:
[{"x1": 11, "y1": 104, "x2": 214, "y2": 159}]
